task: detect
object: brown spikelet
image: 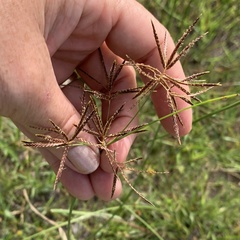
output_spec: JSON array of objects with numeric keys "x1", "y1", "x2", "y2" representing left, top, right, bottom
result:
[
  {"x1": 126, "y1": 17, "x2": 221, "y2": 144},
  {"x1": 54, "y1": 146, "x2": 69, "y2": 190}
]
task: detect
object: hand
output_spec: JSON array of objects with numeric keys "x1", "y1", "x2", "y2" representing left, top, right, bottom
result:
[{"x1": 0, "y1": 0, "x2": 192, "y2": 201}]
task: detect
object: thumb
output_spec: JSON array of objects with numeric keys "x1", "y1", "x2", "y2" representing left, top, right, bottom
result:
[
  {"x1": 15, "y1": 74, "x2": 100, "y2": 174},
  {"x1": 17, "y1": 62, "x2": 100, "y2": 174},
  {"x1": 0, "y1": 25, "x2": 99, "y2": 174}
]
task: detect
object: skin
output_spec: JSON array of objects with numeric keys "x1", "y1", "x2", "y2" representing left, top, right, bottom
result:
[{"x1": 0, "y1": 0, "x2": 192, "y2": 201}]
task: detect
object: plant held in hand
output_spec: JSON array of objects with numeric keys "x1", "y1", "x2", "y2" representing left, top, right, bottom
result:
[{"x1": 23, "y1": 17, "x2": 221, "y2": 204}]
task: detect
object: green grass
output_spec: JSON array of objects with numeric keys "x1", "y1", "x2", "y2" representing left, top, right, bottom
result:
[{"x1": 1, "y1": 0, "x2": 240, "y2": 239}]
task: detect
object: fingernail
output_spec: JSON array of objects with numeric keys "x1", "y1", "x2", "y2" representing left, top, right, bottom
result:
[{"x1": 68, "y1": 146, "x2": 99, "y2": 174}]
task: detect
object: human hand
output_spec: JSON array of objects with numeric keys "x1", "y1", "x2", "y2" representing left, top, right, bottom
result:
[{"x1": 0, "y1": 0, "x2": 192, "y2": 201}]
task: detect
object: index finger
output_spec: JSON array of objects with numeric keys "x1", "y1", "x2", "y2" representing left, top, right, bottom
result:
[{"x1": 106, "y1": 1, "x2": 192, "y2": 137}]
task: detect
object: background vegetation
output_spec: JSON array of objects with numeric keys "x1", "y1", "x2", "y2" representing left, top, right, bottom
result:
[{"x1": 0, "y1": 0, "x2": 239, "y2": 239}]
